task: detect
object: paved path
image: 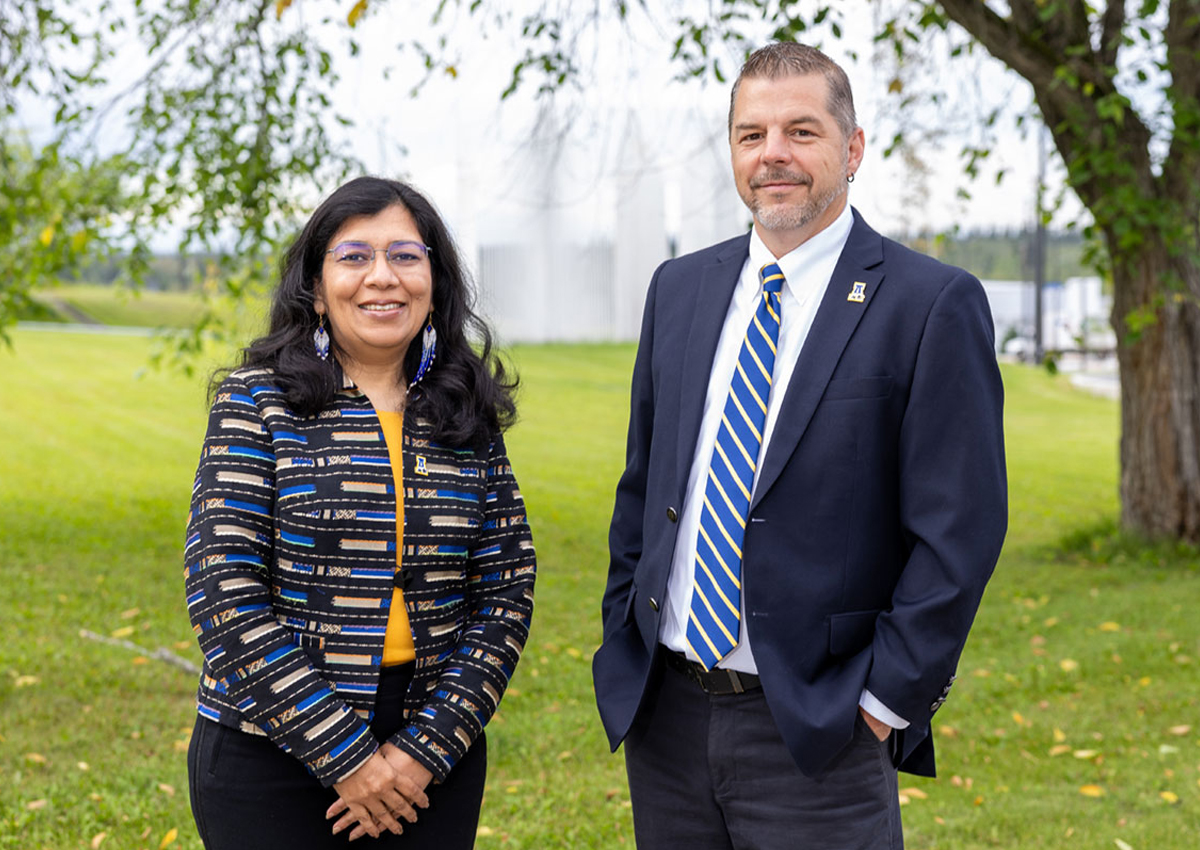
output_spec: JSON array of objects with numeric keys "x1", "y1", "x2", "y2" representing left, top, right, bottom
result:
[{"x1": 43, "y1": 296, "x2": 100, "y2": 325}]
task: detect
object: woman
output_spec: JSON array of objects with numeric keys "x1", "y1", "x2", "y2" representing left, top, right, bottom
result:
[{"x1": 184, "y1": 176, "x2": 535, "y2": 847}]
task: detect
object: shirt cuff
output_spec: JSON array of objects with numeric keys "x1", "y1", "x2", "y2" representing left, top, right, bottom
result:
[{"x1": 859, "y1": 689, "x2": 910, "y2": 730}]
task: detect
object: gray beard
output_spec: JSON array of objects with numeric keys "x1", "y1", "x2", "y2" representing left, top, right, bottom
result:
[{"x1": 750, "y1": 181, "x2": 845, "y2": 232}]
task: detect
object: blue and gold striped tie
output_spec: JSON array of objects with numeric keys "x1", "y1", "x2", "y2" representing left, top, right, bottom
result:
[{"x1": 686, "y1": 262, "x2": 784, "y2": 670}]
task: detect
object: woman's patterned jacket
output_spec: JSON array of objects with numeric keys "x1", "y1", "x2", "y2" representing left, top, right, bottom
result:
[{"x1": 184, "y1": 368, "x2": 536, "y2": 786}]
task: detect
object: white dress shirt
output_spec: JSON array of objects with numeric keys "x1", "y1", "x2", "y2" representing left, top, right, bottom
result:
[{"x1": 657, "y1": 204, "x2": 909, "y2": 730}]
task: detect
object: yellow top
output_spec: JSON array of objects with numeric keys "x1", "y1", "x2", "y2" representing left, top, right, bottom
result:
[{"x1": 376, "y1": 410, "x2": 416, "y2": 666}]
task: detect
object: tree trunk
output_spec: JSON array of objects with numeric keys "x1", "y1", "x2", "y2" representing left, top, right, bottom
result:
[{"x1": 1111, "y1": 237, "x2": 1200, "y2": 542}]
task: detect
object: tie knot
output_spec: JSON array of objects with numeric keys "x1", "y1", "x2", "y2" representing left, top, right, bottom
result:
[{"x1": 759, "y1": 263, "x2": 784, "y2": 294}]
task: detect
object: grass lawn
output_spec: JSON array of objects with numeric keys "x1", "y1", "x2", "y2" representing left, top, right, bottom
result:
[
  {"x1": 28, "y1": 285, "x2": 207, "y2": 330},
  {"x1": 1, "y1": 329, "x2": 1197, "y2": 849}
]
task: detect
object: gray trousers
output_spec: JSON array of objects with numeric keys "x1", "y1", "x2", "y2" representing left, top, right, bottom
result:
[{"x1": 624, "y1": 658, "x2": 903, "y2": 850}]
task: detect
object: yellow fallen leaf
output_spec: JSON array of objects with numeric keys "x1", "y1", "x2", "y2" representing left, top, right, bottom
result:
[
  {"x1": 445, "y1": 65, "x2": 458, "y2": 79},
  {"x1": 158, "y1": 828, "x2": 178, "y2": 849},
  {"x1": 1059, "y1": 658, "x2": 1079, "y2": 672},
  {"x1": 132, "y1": 656, "x2": 149, "y2": 665},
  {"x1": 898, "y1": 792, "x2": 911, "y2": 805},
  {"x1": 91, "y1": 832, "x2": 108, "y2": 849},
  {"x1": 274, "y1": 0, "x2": 293, "y2": 21},
  {"x1": 1114, "y1": 840, "x2": 1133, "y2": 850},
  {"x1": 1079, "y1": 784, "x2": 1105, "y2": 797},
  {"x1": 158, "y1": 783, "x2": 176, "y2": 796},
  {"x1": 26, "y1": 799, "x2": 48, "y2": 810},
  {"x1": 120, "y1": 607, "x2": 141, "y2": 619},
  {"x1": 1012, "y1": 711, "x2": 1026, "y2": 726},
  {"x1": 1167, "y1": 725, "x2": 1191, "y2": 736},
  {"x1": 1138, "y1": 676, "x2": 1152, "y2": 687},
  {"x1": 111, "y1": 626, "x2": 135, "y2": 638},
  {"x1": 973, "y1": 795, "x2": 984, "y2": 806},
  {"x1": 899, "y1": 786, "x2": 928, "y2": 799},
  {"x1": 1053, "y1": 727, "x2": 1066, "y2": 742},
  {"x1": 565, "y1": 647, "x2": 582, "y2": 658},
  {"x1": 24, "y1": 752, "x2": 47, "y2": 764},
  {"x1": 15, "y1": 675, "x2": 39, "y2": 687},
  {"x1": 477, "y1": 826, "x2": 495, "y2": 836},
  {"x1": 1044, "y1": 616, "x2": 1059, "y2": 627},
  {"x1": 78, "y1": 761, "x2": 90, "y2": 771},
  {"x1": 1073, "y1": 749, "x2": 1099, "y2": 759},
  {"x1": 1048, "y1": 744, "x2": 1071, "y2": 756},
  {"x1": 347, "y1": 0, "x2": 368, "y2": 27},
  {"x1": 938, "y1": 725, "x2": 959, "y2": 738},
  {"x1": 1099, "y1": 621, "x2": 1120, "y2": 632},
  {"x1": 1160, "y1": 791, "x2": 1179, "y2": 804}
]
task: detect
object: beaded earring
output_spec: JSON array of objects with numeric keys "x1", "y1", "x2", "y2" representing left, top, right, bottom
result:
[
  {"x1": 408, "y1": 314, "x2": 437, "y2": 390},
  {"x1": 313, "y1": 314, "x2": 330, "y2": 361}
]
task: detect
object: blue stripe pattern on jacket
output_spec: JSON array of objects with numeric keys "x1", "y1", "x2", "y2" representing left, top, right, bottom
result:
[{"x1": 184, "y1": 368, "x2": 536, "y2": 786}]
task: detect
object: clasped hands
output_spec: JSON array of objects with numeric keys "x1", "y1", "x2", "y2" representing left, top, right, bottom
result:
[{"x1": 327, "y1": 742, "x2": 433, "y2": 841}]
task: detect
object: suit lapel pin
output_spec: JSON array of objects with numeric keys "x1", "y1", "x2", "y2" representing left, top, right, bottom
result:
[{"x1": 847, "y1": 281, "x2": 867, "y2": 303}]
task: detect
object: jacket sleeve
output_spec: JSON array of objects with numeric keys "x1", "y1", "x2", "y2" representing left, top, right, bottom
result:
[
  {"x1": 602, "y1": 264, "x2": 662, "y2": 638},
  {"x1": 389, "y1": 431, "x2": 536, "y2": 781},
  {"x1": 184, "y1": 373, "x2": 378, "y2": 787},
  {"x1": 864, "y1": 272, "x2": 1007, "y2": 732}
]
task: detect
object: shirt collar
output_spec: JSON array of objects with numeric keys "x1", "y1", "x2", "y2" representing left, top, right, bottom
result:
[{"x1": 746, "y1": 203, "x2": 854, "y2": 294}]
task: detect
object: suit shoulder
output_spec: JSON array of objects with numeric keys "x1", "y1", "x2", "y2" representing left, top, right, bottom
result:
[
  {"x1": 876, "y1": 236, "x2": 989, "y2": 311},
  {"x1": 880, "y1": 236, "x2": 976, "y2": 281}
]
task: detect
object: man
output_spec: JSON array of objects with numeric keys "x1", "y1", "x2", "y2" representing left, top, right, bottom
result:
[{"x1": 593, "y1": 42, "x2": 1007, "y2": 849}]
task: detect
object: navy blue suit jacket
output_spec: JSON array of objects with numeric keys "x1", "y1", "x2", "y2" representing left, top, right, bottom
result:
[{"x1": 593, "y1": 211, "x2": 1007, "y2": 777}]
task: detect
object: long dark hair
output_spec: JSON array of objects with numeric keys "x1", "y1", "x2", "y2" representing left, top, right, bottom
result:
[{"x1": 223, "y1": 176, "x2": 517, "y2": 447}]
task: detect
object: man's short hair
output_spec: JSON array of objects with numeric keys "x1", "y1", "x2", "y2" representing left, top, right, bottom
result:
[{"x1": 728, "y1": 42, "x2": 858, "y2": 139}]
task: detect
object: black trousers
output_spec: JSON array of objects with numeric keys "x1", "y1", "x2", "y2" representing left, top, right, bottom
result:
[
  {"x1": 624, "y1": 653, "x2": 903, "y2": 850},
  {"x1": 188, "y1": 664, "x2": 486, "y2": 849}
]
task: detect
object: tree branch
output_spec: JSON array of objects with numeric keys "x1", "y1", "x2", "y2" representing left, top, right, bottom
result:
[
  {"x1": 1097, "y1": 0, "x2": 1125, "y2": 68},
  {"x1": 1009, "y1": 0, "x2": 1090, "y2": 55},
  {"x1": 939, "y1": 0, "x2": 1155, "y2": 216},
  {"x1": 937, "y1": 0, "x2": 1059, "y2": 85}
]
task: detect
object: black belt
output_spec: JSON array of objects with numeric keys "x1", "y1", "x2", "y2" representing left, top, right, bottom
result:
[{"x1": 663, "y1": 649, "x2": 761, "y2": 695}]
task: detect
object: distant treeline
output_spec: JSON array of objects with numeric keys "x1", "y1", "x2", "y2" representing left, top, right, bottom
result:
[
  {"x1": 66, "y1": 229, "x2": 1094, "y2": 290},
  {"x1": 895, "y1": 227, "x2": 1092, "y2": 283},
  {"x1": 70, "y1": 254, "x2": 227, "y2": 291}
]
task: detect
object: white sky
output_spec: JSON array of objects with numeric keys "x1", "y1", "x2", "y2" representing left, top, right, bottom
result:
[
  {"x1": 12, "y1": 0, "x2": 1090, "y2": 251},
  {"x1": 325, "y1": 0, "x2": 1087, "y2": 247}
]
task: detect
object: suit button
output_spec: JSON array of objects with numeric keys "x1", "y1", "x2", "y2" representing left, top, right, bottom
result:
[
  {"x1": 394, "y1": 569, "x2": 413, "y2": 589},
  {"x1": 666, "y1": 506, "x2": 678, "y2": 522},
  {"x1": 648, "y1": 597, "x2": 660, "y2": 612}
]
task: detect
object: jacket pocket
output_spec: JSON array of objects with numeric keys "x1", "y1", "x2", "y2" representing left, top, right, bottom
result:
[
  {"x1": 828, "y1": 609, "x2": 882, "y2": 656},
  {"x1": 822, "y1": 376, "x2": 893, "y2": 401}
]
